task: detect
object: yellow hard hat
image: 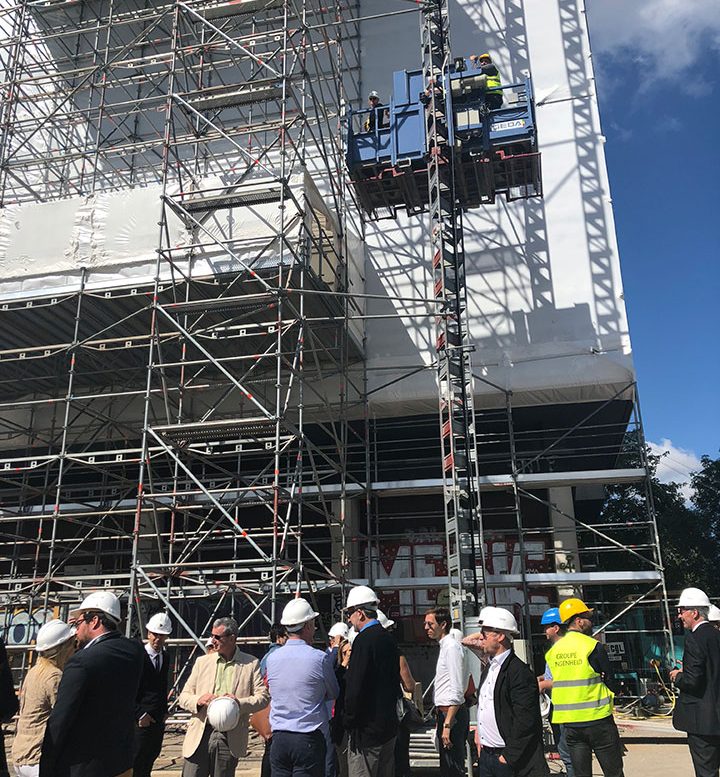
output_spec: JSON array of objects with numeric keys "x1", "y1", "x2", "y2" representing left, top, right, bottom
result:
[
  {"x1": 559, "y1": 598, "x2": 593, "y2": 624},
  {"x1": 479, "y1": 53, "x2": 492, "y2": 60}
]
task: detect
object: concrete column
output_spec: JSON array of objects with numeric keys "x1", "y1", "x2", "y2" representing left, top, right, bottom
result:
[
  {"x1": 330, "y1": 497, "x2": 363, "y2": 579},
  {"x1": 548, "y1": 486, "x2": 581, "y2": 600}
]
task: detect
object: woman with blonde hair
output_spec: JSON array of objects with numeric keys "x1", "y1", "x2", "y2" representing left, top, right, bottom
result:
[{"x1": 12, "y1": 620, "x2": 76, "y2": 777}]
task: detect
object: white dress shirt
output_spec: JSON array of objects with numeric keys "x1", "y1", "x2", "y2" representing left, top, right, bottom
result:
[
  {"x1": 477, "y1": 648, "x2": 511, "y2": 747},
  {"x1": 145, "y1": 642, "x2": 162, "y2": 670},
  {"x1": 433, "y1": 633, "x2": 467, "y2": 706}
]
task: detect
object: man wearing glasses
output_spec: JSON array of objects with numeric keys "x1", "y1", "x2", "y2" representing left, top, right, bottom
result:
[
  {"x1": 670, "y1": 588, "x2": 720, "y2": 777},
  {"x1": 39, "y1": 590, "x2": 145, "y2": 777},
  {"x1": 179, "y1": 617, "x2": 269, "y2": 777},
  {"x1": 546, "y1": 598, "x2": 623, "y2": 777}
]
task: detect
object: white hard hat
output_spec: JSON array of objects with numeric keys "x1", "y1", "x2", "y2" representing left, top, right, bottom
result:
[
  {"x1": 70, "y1": 590, "x2": 121, "y2": 623},
  {"x1": 35, "y1": 620, "x2": 76, "y2": 653},
  {"x1": 479, "y1": 606, "x2": 519, "y2": 635},
  {"x1": 328, "y1": 622, "x2": 349, "y2": 639},
  {"x1": 368, "y1": 90, "x2": 379, "y2": 99},
  {"x1": 478, "y1": 606, "x2": 494, "y2": 623},
  {"x1": 377, "y1": 609, "x2": 395, "y2": 629},
  {"x1": 539, "y1": 693, "x2": 552, "y2": 719},
  {"x1": 347, "y1": 627, "x2": 358, "y2": 644},
  {"x1": 146, "y1": 612, "x2": 172, "y2": 635},
  {"x1": 678, "y1": 587, "x2": 711, "y2": 608},
  {"x1": 207, "y1": 697, "x2": 241, "y2": 732},
  {"x1": 448, "y1": 628, "x2": 463, "y2": 643},
  {"x1": 280, "y1": 598, "x2": 319, "y2": 631},
  {"x1": 708, "y1": 604, "x2": 720, "y2": 622},
  {"x1": 345, "y1": 585, "x2": 379, "y2": 611}
]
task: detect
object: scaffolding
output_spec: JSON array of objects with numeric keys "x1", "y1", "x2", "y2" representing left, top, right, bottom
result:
[{"x1": 0, "y1": 0, "x2": 673, "y2": 699}]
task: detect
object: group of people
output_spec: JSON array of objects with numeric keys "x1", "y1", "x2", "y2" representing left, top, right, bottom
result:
[{"x1": 2, "y1": 582, "x2": 720, "y2": 777}]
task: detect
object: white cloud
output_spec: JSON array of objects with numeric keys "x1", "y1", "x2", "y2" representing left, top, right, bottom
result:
[
  {"x1": 648, "y1": 438, "x2": 701, "y2": 502},
  {"x1": 586, "y1": 0, "x2": 720, "y2": 94}
]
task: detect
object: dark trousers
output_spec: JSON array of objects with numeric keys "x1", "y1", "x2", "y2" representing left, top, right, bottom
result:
[
  {"x1": 271, "y1": 729, "x2": 326, "y2": 777},
  {"x1": 687, "y1": 733, "x2": 720, "y2": 777},
  {"x1": 477, "y1": 748, "x2": 511, "y2": 777},
  {"x1": 436, "y1": 706, "x2": 469, "y2": 777},
  {"x1": 262, "y1": 737, "x2": 273, "y2": 777},
  {"x1": 485, "y1": 94, "x2": 503, "y2": 111},
  {"x1": 133, "y1": 721, "x2": 165, "y2": 777},
  {"x1": 181, "y1": 725, "x2": 238, "y2": 777},
  {"x1": 0, "y1": 732, "x2": 8, "y2": 777},
  {"x1": 550, "y1": 723, "x2": 574, "y2": 777},
  {"x1": 564, "y1": 717, "x2": 624, "y2": 777},
  {"x1": 394, "y1": 724, "x2": 411, "y2": 777}
]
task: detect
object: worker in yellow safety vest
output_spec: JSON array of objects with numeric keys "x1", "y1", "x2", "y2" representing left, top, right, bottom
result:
[
  {"x1": 470, "y1": 53, "x2": 503, "y2": 111},
  {"x1": 545, "y1": 598, "x2": 625, "y2": 777}
]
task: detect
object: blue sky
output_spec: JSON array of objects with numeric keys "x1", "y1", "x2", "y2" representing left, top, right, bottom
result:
[{"x1": 585, "y1": 0, "x2": 720, "y2": 490}]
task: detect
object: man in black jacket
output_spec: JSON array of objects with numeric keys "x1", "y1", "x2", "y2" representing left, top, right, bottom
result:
[
  {"x1": 0, "y1": 637, "x2": 19, "y2": 777},
  {"x1": 134, "y1": 612, "x2": 173, "y2": 777},
  {"x1": 40, "y1": 591, "x2": 145, "y2": 777},
  {"x1": 474, "y1": 607, "x2": 548, "y2": 777},
  {"x1": 671, "y1": 587, "x2": 720, "y2": 777},
  {"x1": 342, "y1": 586, "x2": 400, "y2": 777}
]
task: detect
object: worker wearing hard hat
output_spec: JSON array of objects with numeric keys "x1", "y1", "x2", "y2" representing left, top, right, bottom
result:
[
  {"x1": 470, "y1": 53, "x2": 503, "y2": 111},
  {"x1": 133, "y1": 612, "x2": 173, "y2": 777},
  {"x1": 424, "y1": 606, "x2": 468, "y2": 777},
  {"x1": 364, "y1": 91, "x2": 388, "y2": 133},
  {"x1": 178, "y1": 616, "x2": 269, "y2": 777},
  {"x1": 343, "y1": 586, "x2": 400, "y2": 777},
  {"x1": 39, "y1": 591, "x2": 146, "y2": 777},
  {"x1": 669, "y1": 588, "x2": 720, "y2": 777},
  {"x1": 545, "y1": 598, "x2": 623, "y2": 777},
  {"x1": 538, "y1": 608, "x2": 574, "y2": 777},
  {"x1": 472, "y1": 607, "x2": 548, "y2": 777},
  {"x1": 12, "y1": 620, "x2": 76, "y2": 777},
  {"x1": 265, "y1": 598, "x2": 339, "y2": 777}
]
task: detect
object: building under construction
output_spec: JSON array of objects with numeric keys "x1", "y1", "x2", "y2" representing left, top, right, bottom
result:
[{"x1": 0, "y1": 0, "x2": 671, "y2": 693}]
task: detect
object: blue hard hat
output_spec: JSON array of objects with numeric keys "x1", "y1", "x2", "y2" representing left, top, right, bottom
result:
[{"x1": 541, "y1": 607, "x2": 562, "y2": 625}]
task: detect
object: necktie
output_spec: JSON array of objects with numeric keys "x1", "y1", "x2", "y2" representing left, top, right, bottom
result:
[{"x1": 154, "y1": 653, "x2": 161, "y2": 671}]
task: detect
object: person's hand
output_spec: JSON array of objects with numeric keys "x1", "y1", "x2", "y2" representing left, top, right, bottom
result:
[
  {"x1": 138, "y1": 712, "x2": 155, "y2": 728},
  {"x1": 669, "y1": 669, "x2": 681, "y2": 683},
  {"x1": 197, "y1": 693, "x2": 217, "y2": 708},
  {"x1": 441, "y1": 725, "x2": 452, "y2": 749},
  {"x1": 498, "y1": 755, "x2": 507, "y2": 765}
]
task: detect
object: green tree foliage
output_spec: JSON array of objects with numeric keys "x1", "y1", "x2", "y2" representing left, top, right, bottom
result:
[{"x1": 598, "y1": 436, "x2": 718, "y2": 595}]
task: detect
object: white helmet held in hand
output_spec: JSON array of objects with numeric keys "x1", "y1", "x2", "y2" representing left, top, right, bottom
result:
[
  {"x1": 328, "y1": 622, "x2": 349, "y2": 639},
  {"x1": 70, "y1": 590, "x2": 122, "y2": 623},
  {"x1": 35, "y1": 620, "x2": 76, "y2": 653},
  {"x1": 678, "y1": 588, "x2": 711, "y2": 608},
  {"x1": 207, "y1": 697, "x2": 240, "y2": 732},
  {"x1": 146, "y1": 612, "x2": 173, "y2": 635},
  {"x1": 280, "y1": 598, "x2": 319, "y2": 632},
  {"x1": 377, "y1": 609, "x2": 395, "y2": 629},
  {"x1": 344, "y1": 585, "x2": 379, "y2": 611},
  {"x1": 479, "y1": 606, "x2": 519, "y2": 635}
]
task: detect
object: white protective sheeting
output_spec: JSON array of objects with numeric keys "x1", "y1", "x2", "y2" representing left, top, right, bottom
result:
[{"x1": 358, "y1": 0, "x2": 633, "y2": 414}]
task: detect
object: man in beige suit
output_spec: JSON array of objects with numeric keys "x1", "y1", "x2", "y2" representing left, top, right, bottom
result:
[{"x1": 179, "y1": 617, "x2": 269, "y2": 777}]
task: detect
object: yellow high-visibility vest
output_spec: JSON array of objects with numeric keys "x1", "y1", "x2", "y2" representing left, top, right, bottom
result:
[
  {"x1": 486, "y1": 70, "x2": 502, "y2": 94},
  {"x1": 546, "y1": 631, "x2": 614, "y2": 724}
]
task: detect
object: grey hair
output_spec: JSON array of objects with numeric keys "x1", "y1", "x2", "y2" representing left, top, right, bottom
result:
[
  {"x1": 213, "y1": 617, "x2": 239, "y2": 637},
  {"x1": 696, "y1": 607, "x2": 709, "y2": 621}
]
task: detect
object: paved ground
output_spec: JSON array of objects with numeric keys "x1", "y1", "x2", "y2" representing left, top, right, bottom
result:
[{"x1": 5, "y1": 717, "x2": 694, "y2": 776}]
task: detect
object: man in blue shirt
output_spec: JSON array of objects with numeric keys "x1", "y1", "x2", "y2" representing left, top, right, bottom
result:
[{"x1": 266, "y1": 598, "x2": 339, "y2": 777}]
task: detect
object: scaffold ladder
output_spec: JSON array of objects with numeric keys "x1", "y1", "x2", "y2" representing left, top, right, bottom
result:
[{"x1": 421, "y1": 0, "x2": 486, "y2": 621}]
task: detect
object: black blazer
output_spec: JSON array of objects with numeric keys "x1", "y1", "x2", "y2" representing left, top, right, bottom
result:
[
  {"x1": 135, "y1": 646, "x2": 170, "y2": 723},
  {"x1": 343, "y1": 622, "x2": 400, "y2": 746},
  {"x1": 0, "y1": 640, "x2": 18, "y2": 723},
  {"x1": 478, "y1": 650, "x2": 548, "y2": 777},
  {"x1": 40, "y1": 630, "x2": 145, "y2": 777},
  {"x1": 673, "y1": 622, "x2": 720, "y2": 736}
]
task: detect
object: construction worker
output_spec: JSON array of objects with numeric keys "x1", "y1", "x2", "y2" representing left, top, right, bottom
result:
[
  {"x1": 328, "y1": 622, "x2": 349, "y2": 653},
  {"x1": 545, "y1": 598, "x2": 623, "y2": 777},
  {"x1": 363, "y1": 91, "x2": 388, "y2": 132},
  {"x1": 538, "y1": 608, "x2": 574, "y2": 777},
  {"x1": 133, "y1": 612, "x2": 173, "y2": 777},
  {"x1": 424, "y1": 606, "x2": 467, "y2": 777},
  {"x1": 473, "y1": 607, "x2": 548, "y2": 777},
  {"x1": 470, "y1": 53, "x2": 503, "y2": 110},
  {"x1": 265, "y1": 598, "x2": 338, "y2": 777},
  {"x1": 178, "y1": 616, "x2": 269, "y2": 777},
  {"x1": 12, "y1": 620, "x2": 76, "y2": 777},
  {"x1": 343, "y1": 586, "x2": 400, "y2": 777},
  {"x1": 670, "y1": 587, "x2": 720, "y2": 777},
  {"x1": 39, "y1": 591, "x2": 146, "y2": 777}
]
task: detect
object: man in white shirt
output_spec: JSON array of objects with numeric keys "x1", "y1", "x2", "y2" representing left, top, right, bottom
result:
[
  {"x1": 424, "y1": 607, "x2": 468, "y2": 777},
  {"x1": 474, "y1": 607, "x2": 547, "y2": 777}
]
